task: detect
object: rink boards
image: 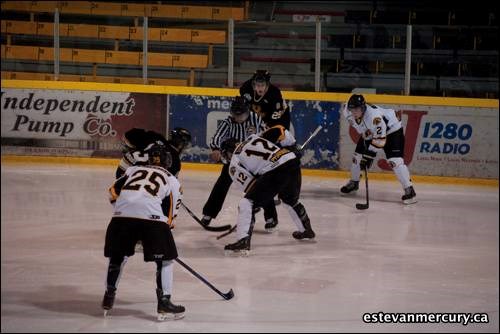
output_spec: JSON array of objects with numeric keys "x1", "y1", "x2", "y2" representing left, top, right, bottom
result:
[{"x1": 1, "y1": 79, "x2": 498, "y2": 179}]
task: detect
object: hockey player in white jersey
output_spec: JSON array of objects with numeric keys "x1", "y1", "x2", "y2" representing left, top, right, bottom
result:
[
  {"x1": 221, "y1": 125, "x2": 315, "y2": 255},
  {"x1": 102, "y1": 144, "x2": 185, "y2": 320},
  {"x1": 340, "y1": 94, "x2": 417, "y2": 204}
]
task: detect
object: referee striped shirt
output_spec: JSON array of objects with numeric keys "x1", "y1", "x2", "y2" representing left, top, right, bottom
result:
[{"x1": 210, "y1": 112, "x2": 264, "y2": 150}]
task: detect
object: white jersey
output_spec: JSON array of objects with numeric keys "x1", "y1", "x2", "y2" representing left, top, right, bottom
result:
[
  {"x1": 228, "y1": 133, "x2": 296, "y2": 192},
  {"x1": 109, "y1": 165, "x2": 182, "y2": 227},
  {"x1": 344, "y1": 103, "x2": 402, "y2": 153}
]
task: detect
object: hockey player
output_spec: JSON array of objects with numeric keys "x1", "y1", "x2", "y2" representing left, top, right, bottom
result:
[
  {"x1": 340, "y1": 94, "x2": 417, "y2": 204},
  {"x1": 116, "y1": 127, "x2": 192, "y2": 178},
  {"x1": 103, "y1": 144, "x2": 185, "y2": 320},
  {"x1": 240, "y1": 70, "x2": 290, "y2": 129},
  {"x1": 200, "y1": 96, "x2": 279, "y2": 232},
  {"x1": 221, "y1": 125, "x2": 315, "y2": 255}
]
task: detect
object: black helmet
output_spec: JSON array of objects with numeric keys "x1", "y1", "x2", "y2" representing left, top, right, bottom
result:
[
  {"x1": 252, "y1": 70, "x2": 271, "y2": 84},
  {"x1": 221, "y1": 138, "x2": 239, "y2": 154},
  {"x1": 145, "y1": 143, "x2": 172, "y2": 168},
  {"x1": 220, "y1": 138, "x2": 239, "y2": 163},
  {"x1": 170, "y1": 127, "x2": 192, "y2": 152},
  {"x1": 122, "y1": 128, "x2": 148, "y2": 152},
  {"x1": 230, "y1": 96, "x2": 250, "y2": 123},
  {"x1": 347, "y1": 94, "x2": 366, "y2": 111}
]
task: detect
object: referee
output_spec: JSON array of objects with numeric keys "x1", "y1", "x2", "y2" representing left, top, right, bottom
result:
[{"x1": 201, "y1": 96, "x2": 277, "y2": 230}]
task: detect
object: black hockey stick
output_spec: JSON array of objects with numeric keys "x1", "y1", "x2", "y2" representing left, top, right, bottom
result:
[
  {"x1": 355, "y1": 167, "x2": 369, "y2": 210},
  {"x1": 181, "y1": 202, "x2": 232, "y2": 232},
  {"x1": 175, "y1": 258, "x2": 234, "y2": 300},
  {"x1": 216, "y1": 125, "x2": 323, "y2": 239},
  {"x1": 216, "y1": 224, "x2": 237, "y2": 240}
]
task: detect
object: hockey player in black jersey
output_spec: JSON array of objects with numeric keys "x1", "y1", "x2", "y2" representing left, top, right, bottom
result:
[
  {"x1": 240, "y1": 70, "x2": 291, "y2": 129},
  {"x1": 116, "y1": 127, "x2": 191, "y2": 178}
]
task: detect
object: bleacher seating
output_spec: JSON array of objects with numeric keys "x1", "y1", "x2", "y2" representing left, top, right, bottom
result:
[
  {"x1": 3, "y1": 20, "x2": 226, "y2": 44},
  {"x1": 1, "y1": 70, "x2": 189, "y2": 86},
  {"x1": 1, "y1": 1, "x2": 245, "y2": 20},
  {"x1": 2, "y1": 45, "x2": 209, "y2": 68},
  {"x1": 0, "y1": 1, "x2": 497, "y2": 97}
]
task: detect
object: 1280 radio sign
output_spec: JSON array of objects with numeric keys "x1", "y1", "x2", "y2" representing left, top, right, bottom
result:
[{"x1": 420, "y1": 122, "x2": 472, "y2": 155}]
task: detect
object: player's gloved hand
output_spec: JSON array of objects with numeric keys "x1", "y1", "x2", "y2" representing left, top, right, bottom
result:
[
  {"x1": 360, "y1": 151, "x2": 376, "y2": 170},
  {"x1": 243, "y1": 93, "x2": 252, "y2": 103},
  {"x1": 284, "y1": 144, "x2": 302, "y2": 159},
  {"x1": 210, "y1": 149, "x2": 221, "y2": 162}
]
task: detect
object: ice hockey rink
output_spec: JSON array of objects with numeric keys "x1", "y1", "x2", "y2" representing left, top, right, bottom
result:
[{"x1": 1, "y1": 161, "x2": 498, "y2": 333}]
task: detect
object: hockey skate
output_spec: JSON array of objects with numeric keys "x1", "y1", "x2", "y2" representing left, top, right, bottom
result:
[
  {"x1": 156, "y1": 289, "x2": 185, "y2": 321},
  {"x1": 264, "y1": 217, "x2": 278, "y2": 233},
  {"x1": 292, "y1": 218, "x2": 315, "y2": 240},
  {"x1": 292, "y1": 229, "x2": 316, "y2": 240},
  {"x1": 224, "y1": 236, "x2": 251, "y2": 256},
  {"x1": 200, "y1": 215, "x2": 212, "y2": 227},
  {"x1": 402, "y1": 186, "x2": 417, "y2": 205},
  {"x1": 102, "y1": 287, "x2": 116, "y2": 316},
  {"x1": 340, "y1": 180, "x2": 359, "y2": 194}
]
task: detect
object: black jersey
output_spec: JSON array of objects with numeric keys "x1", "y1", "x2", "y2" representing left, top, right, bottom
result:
[
  {"x1": 239, "y1": 79, "x2": 290, "y2": 129},
  {"x1": 116, "y1": 129, "x2": 182, "y2": 178}
]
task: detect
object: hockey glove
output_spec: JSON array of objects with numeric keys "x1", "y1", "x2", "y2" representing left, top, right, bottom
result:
[
  {"x1": 360, "y1": 151, "x2": 376, "y2": 170},
  {"x1": 283, "y1": 144, "x2": 302, "y2": 159},
  {"x1": 243, "y1": 93, "x2": 252, "y2": 103}
]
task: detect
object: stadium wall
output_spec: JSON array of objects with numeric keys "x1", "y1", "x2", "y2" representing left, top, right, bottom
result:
[{"x1": 1, "y1": 80, "x2": 498, "y2": 179}]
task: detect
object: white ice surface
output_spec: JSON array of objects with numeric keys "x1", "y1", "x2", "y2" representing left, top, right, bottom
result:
[{"x1": 1, "y1": 163, "x2": 498, "y2": 332}]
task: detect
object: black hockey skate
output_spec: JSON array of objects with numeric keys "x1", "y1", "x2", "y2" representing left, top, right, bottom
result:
[
  {"x1": 402, "y1": 186, "x2": 417, "y2": 205},
  {"x1": 292, "y1": 218, "x2": 315, "y2": 240},
  {"x1": 264, "y1": 217, "x2": 279, "y2": 232},
  {"x1": 156, "y1": 289, "x2": 185, "y2": 321},
  {"x1": 200, "y1": 215, "x2": 212, "y2": 227},
  {"x1": 292, "y1": 229, "x2": 316, "y2": 240},
  {"x1": 340, "y1": 180, "x2": 359, "y2": 194},
  {"x1": 224, "y1": 236, "x2": 251, "y2": 256},
  {"x1": 102, "y1": 287, "x2": 116, "y2": 316}
]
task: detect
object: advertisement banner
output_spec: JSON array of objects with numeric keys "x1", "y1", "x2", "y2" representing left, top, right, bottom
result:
[
  {"x1": 339, "y1": 104, "x2": 499, "y2": 178},
  {"x1": 169, "y1": 95, "x2": 341, "y2": 169},
  {"x1": 1, "y1": 89, "x2": 167, "y2": 143}
]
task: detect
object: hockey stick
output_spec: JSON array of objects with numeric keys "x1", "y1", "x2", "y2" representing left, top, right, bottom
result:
[
  {"x1": 181, "y1": 202, "x2": 232, "y2": 232},
  {"x1": 216, "y1": 224, "x2": 237, "y2": 240},
  {"x1": 355, "y1": 167, "x2": 369, "y2": 210},
  {"x1": 298, "y1": 125, "x2": 323, "y2": 150},
  {"x1": 175, "y1": 258, "x2": 234, "y2": 300},
  {"x1": 216, "y1": 125, "x2": 323, "y2": 239}
]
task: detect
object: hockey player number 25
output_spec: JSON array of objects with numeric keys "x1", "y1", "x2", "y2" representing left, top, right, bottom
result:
[{"x1": 122, "y1": 170, "x2": 167, "y2": 196}]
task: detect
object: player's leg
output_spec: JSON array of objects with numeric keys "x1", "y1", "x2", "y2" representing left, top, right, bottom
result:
[
  {"x1": 102, "y1": 217, "x2": 138, "y2": 315},
  {"x1": 279, "y1": 160, "x2": 315, "y2": 240},
  {"x1": 102, "y1": 255, "x2": 127, "y2": 314},
  {"x1": 341, "y1": 137, "x2": 367, "y2": 194},
  {"x1": 155, "y1": 260, "x2": 185, "y2": 320},
  {"x1": 262, "y1": 200, "x2": 278, "y2": 232},
  {"x1": 225, "y1": 171, "x2": 278, "y2": 255},
  {"x1": 143, "y1": 221, "x2": 184, "y2": 320},
  {"x1": 385, "y1": 129, "x2": 417, "y2": 204},
  {"x1": 224, "y1": 197, "x2": 255, "y2": 256},
  {"x1": 201, "y1": 163, "x2": 233, "y2": 225}
]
